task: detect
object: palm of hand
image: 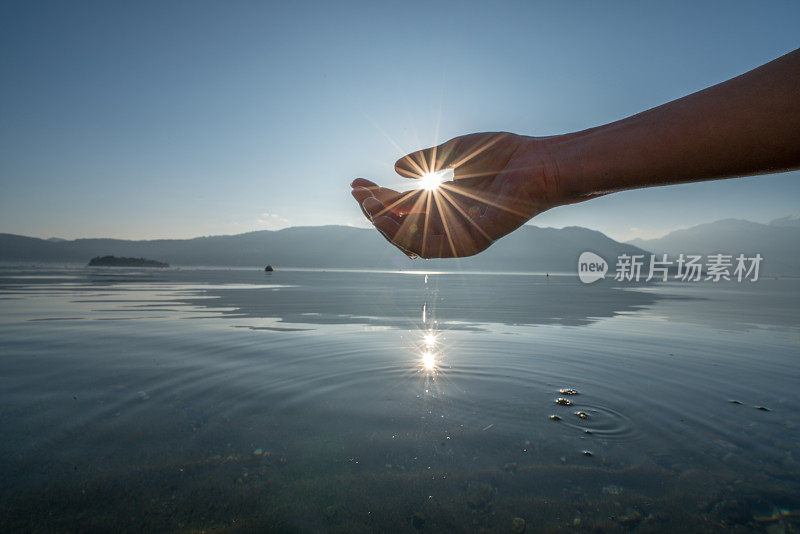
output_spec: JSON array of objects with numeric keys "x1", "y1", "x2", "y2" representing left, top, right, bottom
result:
[{"x1": 351, "y1": 132, "x2": 574, "y2": 258}]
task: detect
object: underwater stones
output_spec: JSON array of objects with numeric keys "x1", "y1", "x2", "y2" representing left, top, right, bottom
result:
[
  {"x1": 465, "y1": 481, "x2": 495, "y2": 510},
  {"x1": 555, "y1": 398, "x2": 573, "y2": 406},
  {"x1": 618, "y1": 509, "x2": 643, "y2": 526},
  {"x1": 711, "y1": 499, "x2": 754, "y2": 526},
  {"x1": 324, "y1": 505, "x2": 341, "y2": 522},
  {"x1": 559, "y1": 388, "x2": 579, "y2": 395},
  {"x1": 511, "y1": 516, "x2": 526, "y2": 533}
]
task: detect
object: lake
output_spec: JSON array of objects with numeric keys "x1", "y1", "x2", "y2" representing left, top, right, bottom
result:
[{"x1": 0, "y1": 266, "x2": 798, "y2": 532}]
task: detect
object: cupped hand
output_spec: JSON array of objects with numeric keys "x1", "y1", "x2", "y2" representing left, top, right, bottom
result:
[{"x1": 350, "y1": 132, "x2": 598, "y2": 258}]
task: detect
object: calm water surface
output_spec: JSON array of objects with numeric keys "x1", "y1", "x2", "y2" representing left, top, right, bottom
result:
[{"x1": 0, "y1": 267, "x2": 798, "y2": 532}]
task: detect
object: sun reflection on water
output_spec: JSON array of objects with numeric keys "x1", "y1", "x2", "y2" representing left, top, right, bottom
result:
[
  {"x1": 421, "y1": 350, "x2": 436, "y2": 371},
  {"x1": 423, "y1": 333, "x2": 437, "y2": 347}
]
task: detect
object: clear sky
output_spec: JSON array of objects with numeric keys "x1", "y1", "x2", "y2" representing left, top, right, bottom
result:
[{"x1": 1, "y1": 1, "x2": 798, "y2": 242}]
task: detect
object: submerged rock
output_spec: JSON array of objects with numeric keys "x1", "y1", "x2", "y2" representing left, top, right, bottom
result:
[
  {"x1": 619, "y1": 509, "x2": 643, "y2": 526},
  {"x1": 410, "y1": 513, "x2": 425, "y2": 530},
  {"x1": 265, "y1": 265, "x2": 274, "y2": 272},
  {"x1": 466, "y1": 482, "x2": 495, "y2": 510}
]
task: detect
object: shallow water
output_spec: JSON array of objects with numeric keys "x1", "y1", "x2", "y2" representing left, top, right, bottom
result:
[{"x1": 0, "y1": 266, "x2": 798, "y2": 532}]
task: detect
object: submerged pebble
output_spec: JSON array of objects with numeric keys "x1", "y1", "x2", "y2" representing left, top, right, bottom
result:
[
  {"x1": 466, "y1": 482, "x2": 495, "y2": 510},
  {"x1": 410, "y1": 513, "x2": 425, "y2": 530},
  {"x1": 555, "y1": 398, "x2": 573, "y2": 406}
]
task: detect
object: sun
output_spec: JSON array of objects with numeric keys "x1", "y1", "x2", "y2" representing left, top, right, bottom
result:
[{"x1": 416, "y1": 168, "x2": 454, "y2": 191}]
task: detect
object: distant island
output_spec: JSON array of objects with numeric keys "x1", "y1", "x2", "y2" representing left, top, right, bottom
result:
[{"x1": 88, "y1": 256, "x2": 169, "y2": 268}]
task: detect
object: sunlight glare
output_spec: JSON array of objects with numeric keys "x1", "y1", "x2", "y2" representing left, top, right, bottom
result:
[
  {"x1": 421, "y1": 350, "x2": 436, "y2": 371},
  {"x1": 423, "y1": 333, "x2": 436, "y2": 347},
  {"x1": 417, "y1": 168, "x2": 454, "y2": 191}
]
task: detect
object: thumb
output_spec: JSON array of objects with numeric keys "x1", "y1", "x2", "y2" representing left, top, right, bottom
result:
[
  {"x1": 394, "y1": 132, "x2": 513, "y2": 181},
  {"x1": 394, "y1": 137, "x2": 459, "y2": 179}
]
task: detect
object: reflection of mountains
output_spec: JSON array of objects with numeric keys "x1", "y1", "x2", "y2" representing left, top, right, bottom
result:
[{"x1": 177, "y1": 271, "x2": 667, "y2": 329}]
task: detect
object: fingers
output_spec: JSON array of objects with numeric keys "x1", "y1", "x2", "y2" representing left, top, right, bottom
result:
[
  {"x1": 394, "y1": 137, "x2": 460, "y2": 179},
  {"x1": 394, "y1": 132, "x2": 516, "y2": 184},
  {"x1": 374, "y1": 213, "x2": 446, "y2": 259},
  {"x1": 350, "y1": 178, "x2": 402, "y2": 207},
  {"x1": 372, "y1": 216, "x2": 416, "y2": 258},
  {"x1": 350, "y1": 178, "x2": 498, "y2": 259}
]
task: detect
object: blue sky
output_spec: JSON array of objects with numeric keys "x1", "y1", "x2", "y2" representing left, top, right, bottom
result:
[{"x1": 1, "y1": 1, "x2": 798, "y2": 241}]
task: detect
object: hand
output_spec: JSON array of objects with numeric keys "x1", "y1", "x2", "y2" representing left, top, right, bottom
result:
[{"x1": 350, "y1": 132, "x2": 598, "y2": 258}]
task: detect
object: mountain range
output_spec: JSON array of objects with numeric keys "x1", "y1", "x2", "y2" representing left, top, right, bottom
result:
[
  {"x1": 1, "y1": 216, "x2": 797, "y2": 274},
  {"x1": 628, "y1": 217, "x2": 799, "y2": 275},
  {"x1": 0, "y1": 225, "x2": 647, "y2": 273}
]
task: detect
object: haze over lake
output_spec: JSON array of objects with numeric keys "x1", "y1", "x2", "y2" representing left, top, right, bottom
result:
[{"x1": 1, "y1": 266, "x2": 798, "y2": 532}]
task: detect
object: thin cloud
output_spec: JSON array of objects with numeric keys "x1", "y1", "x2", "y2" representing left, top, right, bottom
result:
[{"x1": 257, "y1": 212, "x2": 290, "y2": 229}]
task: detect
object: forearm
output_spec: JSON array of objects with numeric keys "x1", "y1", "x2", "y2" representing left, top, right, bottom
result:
[{"x1": 553, "y1": 48, "x2": 800, "y2": 196}]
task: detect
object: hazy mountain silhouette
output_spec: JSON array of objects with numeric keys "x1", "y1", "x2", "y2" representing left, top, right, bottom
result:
[
  {"x1": 627, "y1": 217, "x2": 800, "y2": 275},
  {"x1": 769, "y1": 215, "x2": 800, "y2": 228},
  {"x1": 0, "y1": 225, "x2": 650, "y2": 272}
]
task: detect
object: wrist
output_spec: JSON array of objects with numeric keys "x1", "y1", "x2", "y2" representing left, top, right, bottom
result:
[{"x1": 519, "y1": 132, "x2": 598, "y2": 202}]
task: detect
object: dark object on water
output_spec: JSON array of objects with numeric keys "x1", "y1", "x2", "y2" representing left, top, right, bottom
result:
[
  {"x1": 549, "y1": 415, "x2": 561, "y2": 422},
  {"x1": 582, "y1": 450, "x2": 593, "y2": 457},
  {"x1": 729, "y1": 400, "x2": 743, "y2": 405},
  {"x1": 555, "y1": 398, "x2": 573, "y2": 406},
  {"x1": 755, "y1": 406, "x2": 770, "y2": 411},
  {"x1": 88, "y1": 256, "x2": 169, "y2": 268},
  {"x1": 575, "y1": 411, "x2": 589, "y2": 419},
  {"x1": 559, "y1": 388, "x2": 579, "y2": 395},
  {"x1": 265, "y1": 265, "x2": 274, "y2": 272}
]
